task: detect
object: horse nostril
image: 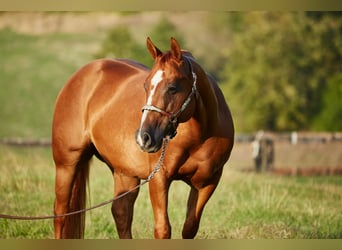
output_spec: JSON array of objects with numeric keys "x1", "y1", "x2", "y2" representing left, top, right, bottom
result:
[
  {"x1": 142, "y1": 132, "x2": 152, "y2": 146},
  {"x1": 136, "y1": 129, "x2": 162, "y2": 153}
]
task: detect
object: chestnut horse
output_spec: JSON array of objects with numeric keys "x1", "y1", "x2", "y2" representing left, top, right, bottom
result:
[{"x1": 52, "y1": 37, "x2": 234, "y2": 239}]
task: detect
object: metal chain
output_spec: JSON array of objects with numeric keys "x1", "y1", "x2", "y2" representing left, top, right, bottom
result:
[
  {"x1": 146, "y1": 136, "x2": 169, "y2": 181},
  {"x1": 0, "y1": 137, "x2": 170, "y2": 221}
]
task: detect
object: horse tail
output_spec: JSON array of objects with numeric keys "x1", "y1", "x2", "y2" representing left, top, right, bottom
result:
[{"x1": 62, "y1": 158, "x2": 90, "y2": 238}]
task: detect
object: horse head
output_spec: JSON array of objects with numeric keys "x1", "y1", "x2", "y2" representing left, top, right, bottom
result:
[{"x1": 136, "y1": 37, "x2": 197, "y2": 153}]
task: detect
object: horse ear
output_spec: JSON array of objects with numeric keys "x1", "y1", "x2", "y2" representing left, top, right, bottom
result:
[
  {"x1": 170, "y1": 37, "x2": 182, "y2": 62},
  {"x1": 146, "y1": 37, "x2": 162, "y2": 60}
]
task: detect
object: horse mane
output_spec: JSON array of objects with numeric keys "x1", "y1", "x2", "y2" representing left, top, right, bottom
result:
[{"x1": 181, "y1": 50, "x2": 195, "y2": 59}]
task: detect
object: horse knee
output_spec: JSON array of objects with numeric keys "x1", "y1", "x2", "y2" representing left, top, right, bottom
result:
[
  {"x1": 111, "y1": 201, "x2": 124, "y2": 217},
  {"x1": 154, "y1": 222, "x2": 171, "y2": 239}
]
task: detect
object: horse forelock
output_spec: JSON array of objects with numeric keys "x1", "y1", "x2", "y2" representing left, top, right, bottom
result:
[
  {"x1": 155, "y1": 50, "x2": 193, "y2": 65},
  {"x1": 153, "y1": 51, "x2": 194, "y2": 79}
]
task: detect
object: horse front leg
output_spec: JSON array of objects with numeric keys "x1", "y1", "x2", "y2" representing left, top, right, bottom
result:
[
  {"x1": 182, "y1": 169, "x2": 223, "y2": 239},
  {"x1": 148, "y1": 174, "x2": 172, "y2": 239},
  {"x1": 112, "y1": 172, "x2": 140, "y2": 239}
]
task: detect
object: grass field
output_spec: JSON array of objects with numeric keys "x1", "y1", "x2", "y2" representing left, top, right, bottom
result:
[
  {"x1": 0, "y1": 145, "x2": 341, "y2": 239},
  {"x1": 0, "y1": 27, "x2": 102, "y2": 138}
]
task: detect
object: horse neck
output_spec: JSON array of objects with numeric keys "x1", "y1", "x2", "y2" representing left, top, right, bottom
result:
[{"x1": 191, "y1": 63, "x2": 219, "y2": 134}]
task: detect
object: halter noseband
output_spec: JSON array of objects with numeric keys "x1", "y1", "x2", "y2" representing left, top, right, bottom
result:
[{"x1": 141, "y1": 57, "x2": 197, "y2": 138}]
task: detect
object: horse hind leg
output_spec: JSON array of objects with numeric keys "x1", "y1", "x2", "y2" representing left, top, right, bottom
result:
[{"x1": 53, "y1": 147, "x2": 93, "y2": 239}]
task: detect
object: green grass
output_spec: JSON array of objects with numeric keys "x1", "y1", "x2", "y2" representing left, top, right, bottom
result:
[
  {"x1": 0, "y1": 28, "x2": 102, "y2": 138},
  {"x1": 0, "y1": 145, "x2": 341, "y2": 239}
]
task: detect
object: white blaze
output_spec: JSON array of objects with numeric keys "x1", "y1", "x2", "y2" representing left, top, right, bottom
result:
[
  {"x1": 137, "y1": 70, "x2": 164, "y2": 146},
  {"x1": 147, "y1": 70, "x2": 164, "y2": 105}
]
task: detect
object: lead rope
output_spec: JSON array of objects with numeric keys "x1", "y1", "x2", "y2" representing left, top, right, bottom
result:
[{"x1": 0, "y1": 137, "x2": 170, "y2": 221}]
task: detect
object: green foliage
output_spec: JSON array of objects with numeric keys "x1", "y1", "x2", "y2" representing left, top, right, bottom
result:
[
  {"x1": 94, "y1": 26, "x2": 151, "y2": 66},
  {"x1": 94, "y1": 18, "x2": 186, "y2": 67},
  {"x1": 313, "y1": 73, "x2": 342, "y2": 131},
  {"x1": 147, "y1": 17, "x2": 185, "y2": 51},
  {"x1": 220, "y1": 12, "x2": 342, "y2": 132}
]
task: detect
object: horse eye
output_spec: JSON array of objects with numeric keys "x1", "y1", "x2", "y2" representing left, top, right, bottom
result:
[{"x1": 168, "y1": 84, "x2": 178, "y2": 95}]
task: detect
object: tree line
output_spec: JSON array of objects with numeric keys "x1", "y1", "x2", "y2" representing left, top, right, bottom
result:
[{"x1": 95, "y1": 12, "x2": 342, "y2": 132}]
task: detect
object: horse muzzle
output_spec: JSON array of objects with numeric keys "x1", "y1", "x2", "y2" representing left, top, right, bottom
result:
[{"x1": 135, "y1": 128, "x2": 164, "y2": 153}]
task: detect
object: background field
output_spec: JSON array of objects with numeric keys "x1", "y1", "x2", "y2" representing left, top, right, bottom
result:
[{"x1": 0, "y1": 12, "x2": 341, "y2": 239}]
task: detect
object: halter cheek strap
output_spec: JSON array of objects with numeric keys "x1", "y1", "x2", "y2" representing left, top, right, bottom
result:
[{"x1": 141, "y1": 58, "x2": 197, "y2": 137}]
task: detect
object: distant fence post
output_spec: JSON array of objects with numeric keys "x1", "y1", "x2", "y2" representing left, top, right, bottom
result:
[
  {"x1": 291, "y1": 131, "x2": 298, "y2": 145},
  {"x1": 251, "y1": 131, "x2": 274, "y2": 173}
]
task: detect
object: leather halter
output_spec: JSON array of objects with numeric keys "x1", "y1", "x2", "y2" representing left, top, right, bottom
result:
[{"x1": 141, "y1": 57, "x2": 197, "y2": 138}]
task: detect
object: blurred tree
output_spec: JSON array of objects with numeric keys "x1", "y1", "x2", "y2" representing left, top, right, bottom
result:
[
  {"x1": 194, "y1": 12, "x2": 234, "y2": 79},
  {"x1": 313, "y1": 73, "x2": 342, "y2": 131},
  {"x1": 148, "y1": 17, "x2": 185, "y2": 52},
  {"x1": 95, "y1": 18, "x2": 186, "y2": 67},
  {"x1": 94, "y1": 26, "x2": 151, "y2": 66},
  {"x1": 220, "y1": 12, "x2": 342, "y2": 132}
]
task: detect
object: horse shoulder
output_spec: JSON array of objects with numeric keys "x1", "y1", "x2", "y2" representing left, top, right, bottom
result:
[{"x1": 174, "y1": 75, "x2": 234, "y2": 182}]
